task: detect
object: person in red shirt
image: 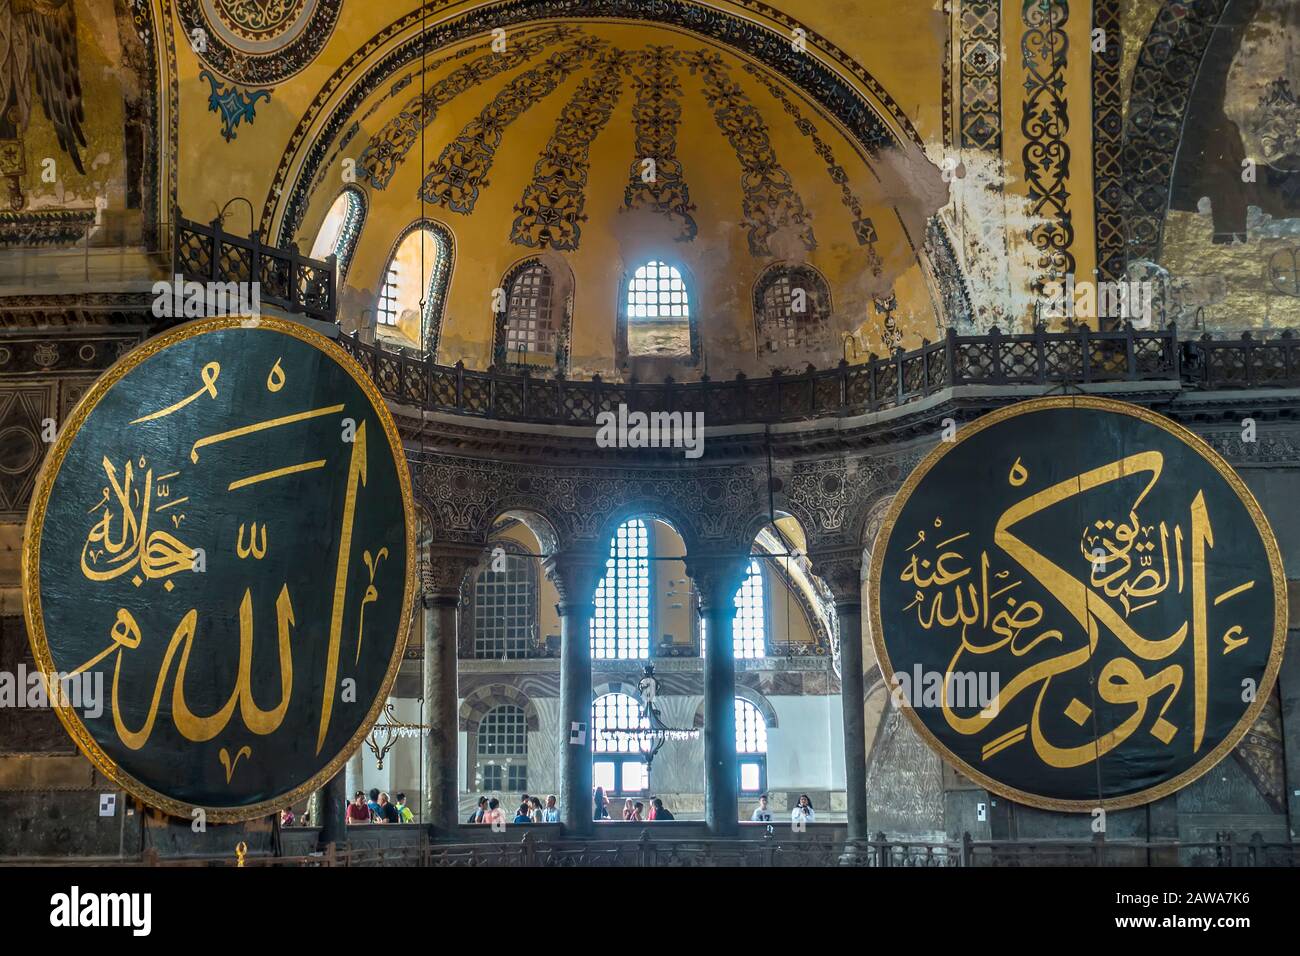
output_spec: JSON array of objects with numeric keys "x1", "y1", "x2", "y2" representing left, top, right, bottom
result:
[{"x1": 346, "y1": 791, "x2": 371, "y2": 824}]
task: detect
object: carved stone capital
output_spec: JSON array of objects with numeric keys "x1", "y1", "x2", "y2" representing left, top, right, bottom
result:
[
  {"x1": 422, "y1": 544, "x2": 484, "y2": 607},
  {"x1": 810, "y1": 547, "x2": 865, "y2": 610},
  {"x1": 542, "y1": 551, "x2": 606, "y2": 615},
  {"x1": 685, "y1": 554, "x2": 752, "y2": 614}
]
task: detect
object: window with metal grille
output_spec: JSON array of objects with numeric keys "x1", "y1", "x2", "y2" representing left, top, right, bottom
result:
[
  {"x1": 591, "y1": 519, "x2": 650, "y2": 660},
  {"x1": 473, "y1": 553, "x2": 534, "y2": 658},
  {"x1": 377, "y1": 266, "x2": 400, "y2": 325},
  {"x1": 756, "y1": 266, "x2": 831, "y2": 352},
  {"x1": 627, "y1": 260, "x2": 689, "y2": 321},
  {"x1": 504, "y1": 262, "x2": 558, "y2": 357},
  {"x1": 477, "y1": 705, "x2": 527, "y2": 793},
  {"x1": 700, "y1": 557, "x2": 767, "y2": 658},
  {"x1": 736, "y1": 698, "x2": 768, "y2": 794},
  {"x1": 592, "y1": 693, "x2": 650, "y2": 796}
]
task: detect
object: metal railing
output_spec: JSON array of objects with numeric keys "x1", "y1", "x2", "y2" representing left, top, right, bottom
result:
[
  {"x1": 173, "y1": 217, "x2": 335, "y2": 321},
  {"x1": 162, "y1": 217, "x2": 1300, "y2": 426},
  {"x1": 115, "y1": 830, "x2": 1298, "y2": 868},
  {"x1": 340, "y1": 325, "x2": 1300, "y2": 426}
]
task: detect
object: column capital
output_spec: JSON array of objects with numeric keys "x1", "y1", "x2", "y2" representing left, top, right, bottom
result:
[
  {"x1": 685, "y1": 554, "x2": 752, "y2": 614},
  {"x1": 422, "y1": 543, "x2": 483, "y2": 607},
  {"x1": 542, "y1": 550, "x2": 606, "y2": 615},
  {"x1": 809, "y1": 547, "x2": 865, "y2": 611}
]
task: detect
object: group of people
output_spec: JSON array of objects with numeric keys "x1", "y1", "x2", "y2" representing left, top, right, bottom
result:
[
  {"x1": 466, "y1": 793, "x2": 560, "y2": 824},
  {"x1": 750, "y1": 793, "x2": 816, "y2": 822},
  {"x1": 593, "y1": 787, "x2": 675, "y2": 821},
  {"x1": 346, "y1": 788, "x2": 414, "y2": 824}
]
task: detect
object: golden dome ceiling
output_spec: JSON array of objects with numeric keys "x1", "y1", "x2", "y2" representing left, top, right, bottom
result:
[{"x1": 268, "y1": 16, "x2": 949, "y2": 379}]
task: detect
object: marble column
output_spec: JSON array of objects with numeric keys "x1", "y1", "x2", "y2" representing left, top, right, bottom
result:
[
  {"x1": 317, "y1": 769, "x2": 347, "y2": 849},
  {"x1": 688, "y1": 555, "x2": 751, "y2": 837},
  {"x1": 422, "y1": 546, "x2": 480, "y2": 833},
  {"x1": 814, "y1": 548, "x2": 869, "y2": 844},
  {"x1": 543, "y1": 551, "x2": 606, "y2": 834}
]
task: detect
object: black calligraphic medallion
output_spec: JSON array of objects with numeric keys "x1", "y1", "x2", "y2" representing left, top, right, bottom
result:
[
  {"x1": 24, "y1": 317, "x2": 415, "y2": 820},
  {"x1": 868, "y1": 397, "x2": 1286, "y2": 810}
]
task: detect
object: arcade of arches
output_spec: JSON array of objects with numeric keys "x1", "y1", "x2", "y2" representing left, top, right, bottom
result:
[{"x1": 1, "y1": 0, "x2": 1300, "y2": 861}]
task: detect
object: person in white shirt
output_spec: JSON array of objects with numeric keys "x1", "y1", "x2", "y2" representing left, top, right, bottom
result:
[
  {"x1": 750, "y1": 794, "x2": 774, "y2": 822},
  {"x1": 544, "y1": 794, "x2": 560, "y2": 823},
  {"x1": 791, "y1": 793, "x2": 815, "y2": 823}
]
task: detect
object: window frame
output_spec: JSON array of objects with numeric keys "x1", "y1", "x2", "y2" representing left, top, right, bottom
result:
[
  {"x1": 616, "y1": 257, "x2": 700, "y2": 366},
  {"x1": 373, "y1": 218, "x2": 455, "y2": 354},
  {"x1": 592, "y1": 692, "x2": 652, "y2": 799},
  {"x1": 467, "y1": 540, "x2": 538, "y2": 660},
  {"x1": 492, "y1": 257, "x2": 572, "y2": 372},
  {"x1": 475, "y1": 704, "x2": 529, "y2": 795},
  {"x1": 591, "y1": 518, "x2": 654, "y2": 661},
  {"x1": 310, "y1": 186, "x2": 366, "y2": 286},
  {"x1": 735, "y1": 697, "x2": 769, "y2": 796},
  {"x1": 697, "y1": 556, "x2": 771, "y2": 659},
  {"x1": 752, "y1": 262, "x2": 833, "y2": 356}
]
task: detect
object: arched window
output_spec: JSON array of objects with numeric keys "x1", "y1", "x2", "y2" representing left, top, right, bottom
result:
[
  {"x1": 736, "y1": 698, "x2": 768, "y2": 794},
  {"x1": 700, "y1": 557, "x2": 767, "y2": 658},
  {"x1": 591, "y1": 519, "x2": 650, "y2": 660},
  {"x1": 375, "y1": 221, "x2": 453, "y2": 351},
  {"x1": 477, "y1": 705, "x2": 528, "y2": 793},
  {"x1": 622, "y1": 259, "x2": 696, "y2": 360},
  {"x1": 754, "y1": 264, "x2": 832, "y2": 353},
  {"x1": 592, "y1": 692, "x2": 650, "y2": 797},
  {"x1": 497, "y1": 260, "x2": 561, "y2": 369},
  {"x1": 309, "y1": 187, "x2": 365, "y2": 283},
  {"x1": 471, "y1": 549, "x2": 535, "y2": 659}
]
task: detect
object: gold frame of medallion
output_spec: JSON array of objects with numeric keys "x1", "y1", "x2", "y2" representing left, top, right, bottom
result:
[
  {"x1": 21, "y1": 315, "x2": 419, "y2": 823},
  {"x1": 867, "y1": 395, "x2": 1288, "y2": 812}
]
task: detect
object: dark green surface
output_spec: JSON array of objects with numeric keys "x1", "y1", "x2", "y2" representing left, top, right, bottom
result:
[{"x1": 36, "y1": 323, "x2": 409, "y2": 810}]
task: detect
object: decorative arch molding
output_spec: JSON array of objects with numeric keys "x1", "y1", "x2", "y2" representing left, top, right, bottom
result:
[
  {"x1": 373, "y1": 218, "x2": 455, "y2": 355},
  {"x1": 691, "y1": 688, "x2": 778, "y2": 730},
  {"x1": 312, "y1": 185, "x2": 367, "y2": 285},
  {"x1": 459, "y1": 683, "x2": 540, "y2": 733},
  {"x1": 264, "y1": 0, "x2": 922, "y2": 246},
  {"x1": 1122, "y1": 0, "x2": 1232, "y2": 264}
]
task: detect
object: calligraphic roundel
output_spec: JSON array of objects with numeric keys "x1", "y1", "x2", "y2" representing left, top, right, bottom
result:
[
  {"x1": 24, "y1": 317, "x2": 416, "y2": 821},
  {"x1": 869, "y1": 397, "x2": 1286, "y2": 810}
]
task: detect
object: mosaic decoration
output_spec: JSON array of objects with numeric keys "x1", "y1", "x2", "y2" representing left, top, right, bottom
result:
[
  {"x1": 1123, "y1": 0, "x2": 1230, "y2": 263},
  {"x1": 419, "y1": 38, "x2": 607, "y2": 215},
  {"x1": 268, "y1": 0, "x2": 908, "y2": 246},
  {"x1": 623, "y1": 47, "x2": 698, "y2": 241},
  {"x1": 869, "y1": 396, "x2": 1287, "y2": 810},
  {"x1": 510, "y1": 52, "x2": 629, "y2": 251},
  {"x1": 742, "y1": 61, "x2": 877, "y2": 249},
  {"x1": 958, "y1": 1, "x2": 1001, "y2": 150},
  {"x1": 176, "y1": 0, "x2": 341, "y2": 85},
  {"x1": 1021, "y1": 0, "x2": 1075, "y2": 291},
  {"x1": 199, "y1": 70, "x2": 270, "y2": 142},
  {"x1": 0, "y1": 0, "x2": 86, "y2": 209},
  {"x1": 687, "y1": 50, "x2": 816, "y2": 256},
  {"x1": 1091, "y1": 0, "x2": 1124, "y2": 286},
  {"x1": 358, "y1": 27, "x2": 575, "y2": 190}
]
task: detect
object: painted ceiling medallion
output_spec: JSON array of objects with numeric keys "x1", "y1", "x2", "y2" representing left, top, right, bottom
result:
[{"x1": 177, "y1": 0, "x2": 341, "y2": 85}]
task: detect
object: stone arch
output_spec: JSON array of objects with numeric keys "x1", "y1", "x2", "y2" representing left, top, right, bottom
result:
[
  {"x1": 459, "y1": 683, "x2": 540, "y2": 734},
  {"x1": 691, "y1": 688, "x2": 778, "y2": 730}
]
